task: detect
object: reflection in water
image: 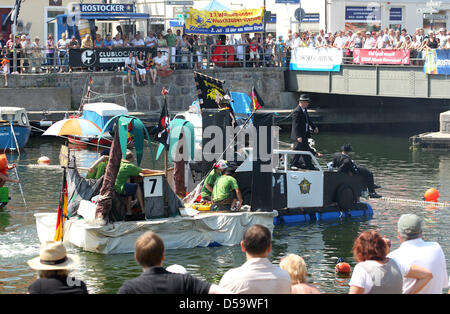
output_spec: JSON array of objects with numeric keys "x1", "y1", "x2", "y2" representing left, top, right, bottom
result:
[{"x1": 0, "y1": 133, "x2": 449, "y2": 294}]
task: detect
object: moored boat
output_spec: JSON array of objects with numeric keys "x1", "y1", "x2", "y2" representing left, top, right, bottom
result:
[{"x1": 0, "y1": 107, "x2": 31, "y2": 152}]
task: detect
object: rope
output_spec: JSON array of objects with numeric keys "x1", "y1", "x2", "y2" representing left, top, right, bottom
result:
[{"x1": 380, "y1": 197, "x2": 450, "y2": 208}]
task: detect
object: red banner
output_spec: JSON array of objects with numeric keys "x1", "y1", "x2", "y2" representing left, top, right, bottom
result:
[{"x1": 353, "y1": 49, "x2": 410, "y2": 65}]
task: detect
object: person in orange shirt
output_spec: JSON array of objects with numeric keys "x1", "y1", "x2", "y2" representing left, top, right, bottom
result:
[
  {"x1": 0, "y1": 154, "x2": 19, "y2": 187},
  {"x1": 1, "y1": 57, "x2": 9, "y2": 87}
]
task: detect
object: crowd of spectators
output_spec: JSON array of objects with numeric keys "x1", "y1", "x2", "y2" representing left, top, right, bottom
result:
[
  {"x1": 26, "y1": 214, "x2": 449, "y2": 295},
  {"x1": 1, "y1": 26, "x2": 450, "y2": 78}
]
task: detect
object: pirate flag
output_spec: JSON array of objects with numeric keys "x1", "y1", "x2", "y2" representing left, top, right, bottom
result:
[
  {"x1": 194, "y1": 71, "x2": 225, "y2": 109},
  {"x1": 155, "y1": 87, "x2": 170, "y2": 150}
]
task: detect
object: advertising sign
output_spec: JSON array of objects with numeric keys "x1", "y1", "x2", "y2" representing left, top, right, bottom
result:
[
  {"x1": 69, "y1": 47, "x2": 150, "y2": 68},
  {"x1": 185, "y1": 7, "x2": 264, "y2": 34},
  {"x1": 424, "y1": 49, "x2": 450, "y2": 75},
  {"x1": 345, "y1": 6, "x2": 381, "y2": 22},
  {"x1": 353, "y1": 49, "x2": 410, "y2": 65},
  {"x1": 73, "y1": 3, "x2": 135, "y2": 13},
  {"x1": 389, "y1": 8, "x2": 402, "y2": 21},
  {"x1": 289, "y1": 48, "x2": 342, "y2": 72}
]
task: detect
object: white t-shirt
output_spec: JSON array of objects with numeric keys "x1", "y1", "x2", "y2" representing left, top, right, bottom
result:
[
  {"x1": 113, "y1": 39, "x2": 123, "y2": 47},
  {"x1": 387, "y1": 238, "x2": 449, "y2": 294},
  {"x1": 349, "y1": 259, "x2": 410, "y2": 294},
  {"x1": 57, "y1": 38, "x2": 70, "y2": 52},
  {"x1": 145, "y1": 36, "x2": 157, "y2": 48},
  {"x1": 124, "y1": 57, "x2": 135, "y2": 68},
  {"x1": 154, "y1": 55, "x2": 168, "y2": 67},
  {"x1": 218, "y1": 258, "x2": 291, "y2": 294},
  {"x1": 132, "y1": 38, "x2": 145, "y2": 47}
]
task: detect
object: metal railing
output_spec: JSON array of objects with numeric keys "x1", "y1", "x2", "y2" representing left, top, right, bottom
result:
[{"x1": 1, "y1": 44, "x2": 439, "y2": 74}]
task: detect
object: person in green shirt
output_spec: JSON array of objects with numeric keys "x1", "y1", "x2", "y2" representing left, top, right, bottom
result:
[
  {"x1": 115, "y1": 150, "x2": 156, "y2": 219},
  {"x1": 86, "y1": 149, "x2": 109, "y2": 180},
  {"x1": 201, "y1": 160, "x2": 228, "y2": 201},
  {"x1": 212, "y1": 167, "x2": 243, "y2": 211},
  {"x1": 164, "y1": 29, "x2": 178, "y2": 66}
]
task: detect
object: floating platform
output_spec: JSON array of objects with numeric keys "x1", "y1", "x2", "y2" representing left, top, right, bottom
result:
[{"x1": 410, "y1": 131, "x2": 450, "y2": 149}]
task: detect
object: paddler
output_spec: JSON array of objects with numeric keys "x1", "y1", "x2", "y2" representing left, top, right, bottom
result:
[
  {"x1": 0, "y1": 154, "x2": 19, "y2": 187},
  {"x1": 211, "y1": 167, "x2": 243, "y2": 211},
  {"x1": 201, "y1": 159, "x2": 228, "y2": 202},
  {"x1": 115, "y1": 150, "x2": 158, "y2": 221},
  {"x1": 86, "y1": 149, "x2": 110, "y2": 180}
]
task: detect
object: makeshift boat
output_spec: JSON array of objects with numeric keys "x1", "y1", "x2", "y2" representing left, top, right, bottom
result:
[
  {"x1": 68, "y1": 102, "x2": 129, "y2": 147},
  {"x1": 0, "y1": 107, "x2": 31, "y2": 152},
  {"x1": 34, "y1": 114, "x2": 276, "y2": 254}
]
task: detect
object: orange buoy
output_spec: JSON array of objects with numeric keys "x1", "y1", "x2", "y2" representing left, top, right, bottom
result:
[
  {"x1": 424, "y1": 188, "x2": 439, "y2": 202},
  {"x1": 335, "y1": 258, "x2": 351, "y2": 274},
  {"x1": 37, "y1": 156, "x2": 51, "y2": 165}
]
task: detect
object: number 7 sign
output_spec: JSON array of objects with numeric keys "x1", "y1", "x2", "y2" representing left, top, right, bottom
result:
[{"x1": 143, "y1": 176, "x2": 163, "y2": 198}]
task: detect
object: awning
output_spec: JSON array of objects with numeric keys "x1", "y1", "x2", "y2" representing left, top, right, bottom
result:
[{"x1": 55, "y1": 12, "x2": 150, "y2": 21}]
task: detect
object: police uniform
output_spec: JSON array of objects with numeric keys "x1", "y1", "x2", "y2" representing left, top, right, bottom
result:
[
  {"x1": 290, "y1": 94, "x2": 317, "y2": 170},
  {"x1": 332, "y1": 144, "x2": 381, "y2": 198}
]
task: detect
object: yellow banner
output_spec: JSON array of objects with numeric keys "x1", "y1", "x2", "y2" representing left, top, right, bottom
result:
[{"x1": 186, "y1": 7, "x2": 264, "y2": 34}]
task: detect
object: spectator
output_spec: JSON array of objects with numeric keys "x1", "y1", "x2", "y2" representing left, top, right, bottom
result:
[
  {"x1": 192, "y1": 35, "x2": 203, "y2": 70},
  {"x1": 94, "y1": 33, "x2": 103, "y2": 48},
  {"x1": 145, "y1": 53, "x2": 157, "y2": 84},
  {"x1": 123, "y1": 34, "x2": 131, "y2": 47},
  {"x1": 248, "y1": 37, "x2": 260, "y2": 67},
  {"x1": 279, "y1": 254, "x2": 321, "y2": 294},
  {"x1": 132, "y1": 32, "x2": 145, "y2": 47},
  {"x1": 31, "y1": 36, "x2": 44, "y2": 74},
  {"x1": 81, "y1": 34, "x2": 93, "y2": 49},
  {"x1": 102, "y1": 34, "x2": 114, "y2": 50},
  {"x1": 157, "y1": 33, "x2": 167, "y2": 47},
  {"x1": 179, "y1": 34, "x2": 192, "y2": 69},
  {"x1": 27, "y1": 241, "x2": 88, "y2": 294},
  {"x1": 68, "y1": 36, "x2": 80, "y2": 73},
  {"x1": 314, "y1": 35, "x2": 325, "y2": 48},
  {"x1": 349, "y1": 230, "x2": 433, "y2": 294},
  {"x1": 275, "y1": 35, "x2": 286, "y2": 66},
  {"x1": 45, "y1": 34, "x2": 55, "y2": 73},
  {"x1": 22, "y1": 36, "x2": 32, "y2": 73},
  {"x1": 124, "y1": 52, "x2": 139, "y2": 85},
  {"x1": 350, "y1": 31, "x2": 363, "y2": 49},
  {"x1": 387, "y1": 214, "x2": 448, "y2": 294},
  {"x1": 136, "y1": 50, "x2": 147, "y2": 85},
  {"x1": 112, "y1": 34, "x2": 123, "y2": 47},
  {"x1": 1, "y1": 56, "x2": 9, "y2": 87},
  {"x1": 57, "y1": 33, "x2": 70, "y2": 73},
  {"x1": 264, "y1": 34, "x2": 274, "y2": 66},
  {"x1": 164, "y1": 29, "x2": 177, "y2": 65},
  {"x1": 424, "y1": 32, "x2": 439, "y2": 49},
  {"x1": 327, "y1": 35, "x2": 336, "y2": 48},
  {"x1": 437, "y1": 28, "x2": 447, "y2": 47},
  {"x1": 154, "y1": 50, "x2": 173, "y2": 76},
  {"x1": 236, "y1": 33, "x2": 247, "y2": 66},
  {"x1": 145, "y1": 32, "x2": 158, "y2": 57},
  {"x1": 117, "y1": 231, "x2": 229, "y2": 294},
  {"x1": 219, "y1": 224, "x2": 291, "y2": 294}
]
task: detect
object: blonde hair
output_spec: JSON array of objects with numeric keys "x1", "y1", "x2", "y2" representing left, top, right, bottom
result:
[{"x1": 279, "y1": 254, "x2": 307, "y2": 284}]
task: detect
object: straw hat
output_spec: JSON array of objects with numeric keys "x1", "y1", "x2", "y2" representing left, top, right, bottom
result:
[{"x1": 27, "y1": 241, "x2": 79, "y2": 271}]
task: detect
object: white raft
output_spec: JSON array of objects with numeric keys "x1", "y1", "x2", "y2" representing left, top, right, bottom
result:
[{"x1": 34, "y1": 210, "x2": 277, "y2": 254}]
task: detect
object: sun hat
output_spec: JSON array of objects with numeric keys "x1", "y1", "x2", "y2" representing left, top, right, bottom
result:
[
  {"x1": 214, "y1": 159, "x2": 228, "y2": 170},
  {"x1": 398, "y1": 214, "x2": 423, "y2": 239},
  {"x1": 27, "y1": 241, "x2": 80, "y2": 271}
]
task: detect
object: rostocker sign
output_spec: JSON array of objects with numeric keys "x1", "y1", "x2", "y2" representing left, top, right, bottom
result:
[{"x1": 72, "y1": 3, "x2": 135, "y2": 13}]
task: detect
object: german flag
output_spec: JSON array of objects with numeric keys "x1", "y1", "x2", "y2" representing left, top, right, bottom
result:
[
  {"x1": 252, "y1": 86, "x2": 264, "y2": 112},
  {"x1": 54, "y1": 171, "x2": 68, "y2": 241}
]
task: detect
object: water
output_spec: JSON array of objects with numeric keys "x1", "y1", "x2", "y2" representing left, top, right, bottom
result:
[{"x1": 1, "y1": 132, "x2": 450, "y2": 294}]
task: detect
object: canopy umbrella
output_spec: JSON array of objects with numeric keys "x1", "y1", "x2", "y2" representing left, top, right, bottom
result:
[
  {"x1": 43, "y1": 118, "x2": 102, "y2": 137},
  {"x1": 202, "y1": 0, "x2": 230, "y2": 11}
]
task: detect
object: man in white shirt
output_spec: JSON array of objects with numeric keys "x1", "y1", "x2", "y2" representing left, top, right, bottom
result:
[
  {"x1": 219, "y1": 224, "x2": 291, "y2": 294},
  {"x1": 388, "y1": 214, "x2": 448, "y2": 294},
  {"x1": 334, "y1": 31, "x2": 347, "y2": 48},
  {"x1": 132, "y1": 33, "x2": 145, "y2": 47},
  {"x1": 145, "y1": 32, "x2": 158, "y2": 56},
  {"x1": 57, "y1": 32, "x2": 70, "y2": 72}
]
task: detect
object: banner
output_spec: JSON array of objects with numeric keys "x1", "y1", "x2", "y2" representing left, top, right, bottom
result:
[
  {"x1": 353, "y1": 49, "x2": 410, "y2": 65},
  {"x1": 424, "y1": 49, "x2": 450, "y2": 75},
  {"x1": 185, "y1": 7, "x2": 264, "y2": 34},
  {"x1": 69, "y1": 47, "x2": 150, "y2": 68},
  {"x1": 193, "y1": 71, "x2": 225, "y2": 109},
  {"x1": 289, "y1": 48, "x2": 342, "y2": 72}
]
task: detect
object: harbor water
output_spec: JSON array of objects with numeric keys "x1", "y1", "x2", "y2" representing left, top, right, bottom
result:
[{"x1": 1, "y1": 131, "x2": 449, "y2": 294}]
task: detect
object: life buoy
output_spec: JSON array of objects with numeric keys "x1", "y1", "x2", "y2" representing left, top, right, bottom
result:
[{"x1": 336, "y1": 184, "x2": 356, "y2": 210}]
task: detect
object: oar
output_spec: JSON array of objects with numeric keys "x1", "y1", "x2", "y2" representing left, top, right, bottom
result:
[{"x1": 13, "y1": 166, "x2": 28, "y2": 209}]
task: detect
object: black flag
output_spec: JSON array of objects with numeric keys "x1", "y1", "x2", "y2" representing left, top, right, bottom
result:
[
  {"x1": 155, "y1": 87, "x2": 170, "y2": 149},
  {"x1": 194, "y1": 71, "x2": 225, "y2": 109}
]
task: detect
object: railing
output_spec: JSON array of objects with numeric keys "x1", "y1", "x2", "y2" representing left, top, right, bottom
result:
[{"x1": 1, "y1": 44, "x2": 442, "y2": 74}]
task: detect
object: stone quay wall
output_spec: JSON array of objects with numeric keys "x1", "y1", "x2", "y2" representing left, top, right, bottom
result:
[{"x1": 0, "y1": 68, "x2": 292, "y2": 117}]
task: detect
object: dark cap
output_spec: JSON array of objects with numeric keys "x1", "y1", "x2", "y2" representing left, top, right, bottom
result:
[
  {"x1": 299, "y1": 94, "x2": 311, "y2": 102},
  {"x1": 398, "y1": 214, "x2": 423, "y2": 239},
  {"x1": 224, "y1": 167, "x2": 236, "y2": 175},
  {"x1": 341, "y1": 144, "x2": 353, "y2": 152}
]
